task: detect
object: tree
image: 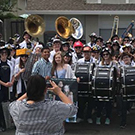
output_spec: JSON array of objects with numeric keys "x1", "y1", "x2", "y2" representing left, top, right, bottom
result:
[{"x1": 0, "y1": 0, "x2": 20, "y2": 19}]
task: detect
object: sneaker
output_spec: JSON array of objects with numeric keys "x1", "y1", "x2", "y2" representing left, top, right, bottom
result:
[
  {"x1": 96, "y1": 117, "x2": 101, "y2": 125},
  {"x1": 105, "y1": 118, "x2": 110, "y2": 125},
  {"x1": 0, "y1": 127, "x2": 6, "y2": 132},
  {"x1": 76, "y1": 118, "x2": 84, "y2": 123},
  {"x1": 120, "y1": 124, "x2": 126, "y2": 129},
  {"x1": 87, "y1": 118, "x2": 93, "y2": 124},
  {"x1": 127, "y1": 111, "x2": 130, "y2": 115}
]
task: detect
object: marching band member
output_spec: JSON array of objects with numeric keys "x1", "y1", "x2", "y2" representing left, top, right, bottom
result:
[
  {"x1": 119, "y1": 52, "x2": 135, "y2": 128},
  {"x1": 111, "y1": 40, "x2": 121, "y2": 60},
  {"x1": 76, "y1": 46, "x2": 95, "y2": 124},
  {"x1": 92, "y1": 44, "x2": 102, "y2": 66},
  {"x1": 14, "y1": 51, "x2": 29, "y2": 98},
  {"x1": 96, "y1": 48, "x2": 120, "y2": 125},
  {"x1": 63, "y1": 52, "x2": 73, "y2": 66},
  {"x1": 19, "y1": 31, "x2": 34, "y2": 50},
  {"x1": 61, "y1": 42, "x2": 71, "y2": 56},
  {"x1": 72, "y1": 40, "x2": 83, "y2": 64},
  {"x1": 95, "y1": 36, "x2": 104, "y2": 47},
  {"x1": 0, "y1": 45, "x2": 14, "y2": 131},
  {"x1": 87, "y1": 32, "x2": 97, "y2": 47},
  {"x1": 49, "y1": 38, "x2": 62, "y2": 63},
  {"x1": 66, "y1": 36, "x2": 75, "y2": 51},
  {"x1": 120, "y1": 36, "x2": 130, "y2": 53}
]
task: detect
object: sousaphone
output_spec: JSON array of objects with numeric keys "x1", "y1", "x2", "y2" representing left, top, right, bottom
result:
[
  {"x1": 70, "y1": 18, "x2": 83, "y2": 39},
  {"x1": 55, "y1": 16, "x2": 75, "y2": 39},
  {"x1": 25, "y1": 15, "x2": 45, "y2": 37}
]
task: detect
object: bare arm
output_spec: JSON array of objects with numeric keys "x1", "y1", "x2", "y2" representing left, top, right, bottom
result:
[{"x1": 17, "y1": 93, "x2": 27, "y2": 101}]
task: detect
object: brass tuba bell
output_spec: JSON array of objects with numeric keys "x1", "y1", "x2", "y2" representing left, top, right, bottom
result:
[
  {"x1": 25, "y1": 15, "x2": 45, "y2": 37},
  {"x1": 55, "y1": 16, "x2": 75, "y2": 39}
]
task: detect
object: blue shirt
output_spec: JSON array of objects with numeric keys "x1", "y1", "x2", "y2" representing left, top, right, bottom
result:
[
  {"x1": 54, "y1": 69, "x2": 66, "y2": 78},
  {"x1": 32, "y1": 58, "x2": 52, "y2": 78}
]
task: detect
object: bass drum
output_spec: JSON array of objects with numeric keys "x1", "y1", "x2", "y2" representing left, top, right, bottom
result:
[
  {"x1": 75, "y1": 63, "x2": 94, "y2": 97},
  {"x1": 92, "y1": 66, "x2": 116, "y2": 101},
  {"x1": 121, "y1": 66, "x2": 135, "y2": 102}
]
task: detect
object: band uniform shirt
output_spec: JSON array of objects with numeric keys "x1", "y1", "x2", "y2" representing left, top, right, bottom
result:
[
  {"x1": 31, "y1": 58, "x2": 52, "y2": 78},
  {"x1": 9, "y1": 99, "x2": 78, "y2": 135},
  {"x1": 19, "y1": 40, "x2": 34, "y2": 50},
  {"x1": 77, "y1": 57, "x2": 94, "y2": 64}
]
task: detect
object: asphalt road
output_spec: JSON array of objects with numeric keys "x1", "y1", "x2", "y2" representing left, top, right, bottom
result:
[{"x1": 1, "y1": 108, "x2": 135, "y2": 135}]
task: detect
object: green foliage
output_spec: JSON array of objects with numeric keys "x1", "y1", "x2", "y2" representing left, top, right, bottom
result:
[
  {"x1": 0, "y1": 0, "x2": 17, "y2": 12},
  {"x1": 0, "y1": 0, "x2": 20, "y2": 19}
]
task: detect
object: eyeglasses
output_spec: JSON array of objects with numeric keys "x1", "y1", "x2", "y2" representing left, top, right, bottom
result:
[{"x1": 103, "y1": 53, "x2": 109, "y2": 56}]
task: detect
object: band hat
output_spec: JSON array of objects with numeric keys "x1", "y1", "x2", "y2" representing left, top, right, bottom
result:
[
  {"x1": 96, "y1": 36, "x2": 103, "y2": 42},
  {"x1": 89, "y1": 32, "x2": 97, "y2": 38},
  {"x1": 101, "y1": 47, "x2": 111, "y2": 57},
  {"x1": 92, "y1": 44, "x2": 101, "y2": 52},
  {"x1": 111, "y1": 34, "x2": 119, "y2": 42},
  {"x1": 22, "y1": 31, "x2": 32, "y2": 39},
  {"x1": 0, "y1": 45, "x2": 11, "y2": 56},
  {"x1": 120, "y1": 52, "x2": 133, "y2": 60},
  {"x1": 62, "y1": 41, "x2": 70, "y2": 46},
  {"x1": 112, "y1": 40, "x2": 120, "y2": 48},
  {"x1": 106, "y1": 40, "x2": 112, "y2": 45},
  {"x1": 64, "y1": 52, "x2": 72, "y2": 57},
  {"x1": 122, "y1": 43, "x2": 132, "y2": 49},
  {"x1": 52, "y1": 38, "x2": 62, "y2": 44},
  {"x1": 0, "y1": 40, "x2": 5, "y2": 47}
]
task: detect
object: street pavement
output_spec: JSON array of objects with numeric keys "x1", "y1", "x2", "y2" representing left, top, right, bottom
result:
[{"x1": 1, "y1": 108, "x2": 135, "y2": 135}]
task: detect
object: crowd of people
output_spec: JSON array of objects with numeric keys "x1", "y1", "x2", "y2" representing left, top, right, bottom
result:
[{"x1": 0, "y1": 30, "x2": 135, "y2": 133}]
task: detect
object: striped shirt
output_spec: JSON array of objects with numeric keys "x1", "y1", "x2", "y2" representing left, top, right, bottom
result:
[
  {"x1": 32, "y1": 58, "x2": 52, "y2": 78},
  {"x1": 9, "y1": 99, "x2": 77, "y2": 135}
]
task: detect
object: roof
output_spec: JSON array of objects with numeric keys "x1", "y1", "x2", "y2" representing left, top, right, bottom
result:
[{"x1": 26, "y1": 0, "x2": 135, "y2": 10}]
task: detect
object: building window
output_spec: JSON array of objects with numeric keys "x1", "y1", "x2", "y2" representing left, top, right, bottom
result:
[
  {"x1": 85, "y1": 0, "x2": 134, "y2": 4},
  {"x1": 101, "y1": 0, "x2": 126, "y2": 4},
  {"x1": 128, "y1": 0, "x2": 135, "y2": 3},
  {"x1": 86, "y1": 0, "x2": 101, "y2": 4}
]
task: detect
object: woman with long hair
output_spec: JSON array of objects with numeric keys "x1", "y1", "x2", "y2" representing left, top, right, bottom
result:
[
  {"x1": 96, "y1": 48, "x2": 120, "y2": 125},
  {"x1": 51, "y1": 51, "x2": 75, "y2": 79},
  {"x1": 14, "y1": 52, "x2": 28, "y2": 98}
]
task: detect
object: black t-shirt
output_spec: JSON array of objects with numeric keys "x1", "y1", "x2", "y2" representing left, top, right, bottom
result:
[
  {"x1": 0, "y1": 61, "x2": 10, "y2": 82},
  {"x1": 0, "y1": 61, "x2": 10, "y2": 101}
]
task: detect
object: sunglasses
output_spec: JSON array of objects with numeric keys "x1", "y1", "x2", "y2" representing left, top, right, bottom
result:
[
  {"x1": 124, "y1": 40, "x2": 129, "y2": 42},
  {"x1": 1, "y1": 51, "x2": 8, "y2": 54},
  {"x1": 21, "y1": 55, "x2": 28, "y2": 58},
  {"x1": 75, "y1": 47, "x2": 81, "y2": 49},
  {"x1": 103, "y1": 53, "x2": 109, "y2": 56}
]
